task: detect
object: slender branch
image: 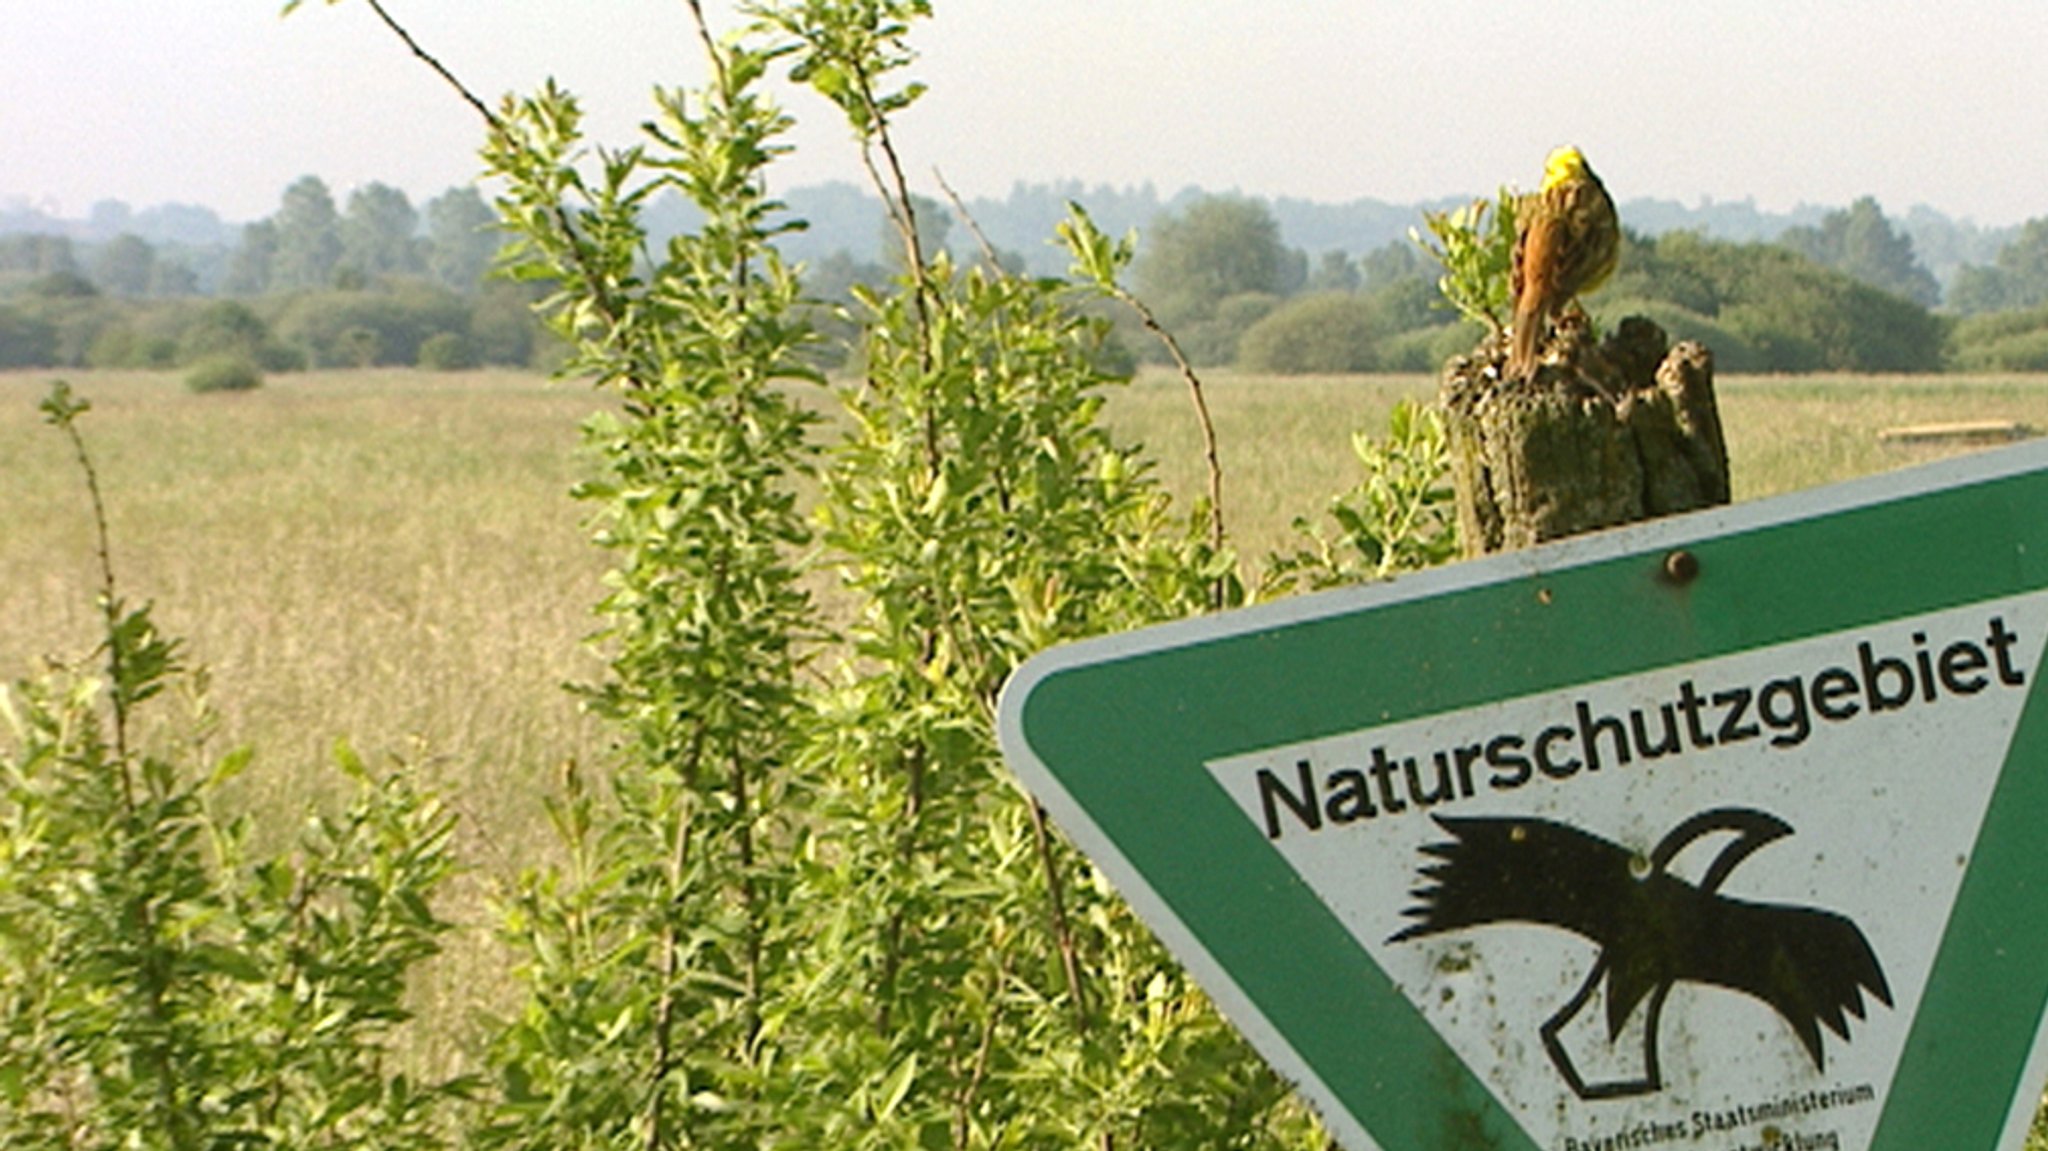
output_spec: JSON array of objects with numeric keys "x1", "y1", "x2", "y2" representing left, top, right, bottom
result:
[
  {"x1": 1027, "y1": 802, "x2": 1089, "y2": 1033},
  {"x1": 733, "y1": 748, "x2": 763, "y2": 1049},
  {"x1": 865, "y1": 148, "x2": 919, "y2": 269},
  {"x1": 362, "y1": 0, "x2": 497, "y2": 125},
  {"x1": 644, "y1": 708, "x2": 709, "y2": 1147},
  {"x1": 934, "y1": 168, "x2": 1002, "y2": 273},
  {"x1": 845, "y1": 71, "x2": 943, "y2": 478},
  {"x1": 683, "y1": 0, "x2": 729, "y2": 96},
  {"x1": 952, "y1": 944, "x2": 1007, "y2": 1150},
  {"x1": 43, "y1": 387, "x2": 190, "y2": 1134},
  {"x1": 357, "y1": 0, "x2": 634, "y2": 348},
  {"x1": 62, "y1": 428, "x2": 119, "y2": 631},
  {"x1": 1112, "y1": 287, "x2": 1227, "y2": 608},
  {"x1": 49, "y1": 396, "x2": 135, "y2": 784},
  {"x1": 853, "y1": 62, "x2": 928, "y2": 282},
  {"x1": 875, "y1": 737, "x2": 927, "y2": 1034},
  {"x1": 645, "y1": 810, "x2": 693, "y2": 1151}
]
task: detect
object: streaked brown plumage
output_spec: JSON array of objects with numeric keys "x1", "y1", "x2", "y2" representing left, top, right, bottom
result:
[{"x1": 1509, "y1": 146, "x2": 1619, "y2": 380}]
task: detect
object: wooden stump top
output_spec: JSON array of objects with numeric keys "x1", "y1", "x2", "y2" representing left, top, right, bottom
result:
[{"x1": 1440, "y1": 315, "x2": 1729, "y2": 558}]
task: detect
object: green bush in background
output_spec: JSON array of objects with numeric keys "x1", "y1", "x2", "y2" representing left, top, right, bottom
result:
[
  {"x1": 1238, "y1": 291, "x2": 1381, "y2": 373},
  {"x1": 183, "y1": 353, "x2": 263, "y2": 393},
  {"x1": 415, "y1": 330, "x2": 476, "y2": 370}
]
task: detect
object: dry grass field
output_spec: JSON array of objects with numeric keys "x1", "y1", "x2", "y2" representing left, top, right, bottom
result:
[
  {"x1": 2, "y1": 370, "x2": 603, "y2": 849},
  {"x1": 9, "y1": 367, "x2": 2048, "y2": 838},
  {"x1": 7, "y1": 364, "x2": 2048, "y2": 1088}
]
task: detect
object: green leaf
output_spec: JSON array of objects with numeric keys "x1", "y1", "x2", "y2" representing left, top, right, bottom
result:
[
  {"x1": 38, "y1": 378, "x2": 87, "y2": 426},
  {"x1": 875, "y1": 1051, "x2": 917, "y2": 1119},
  {"x1": 332, "y1": 738, "x2": 368, "y2": 782},
  {"x1": 208, "y1": 745, "x2": 256, "y2": 789}
]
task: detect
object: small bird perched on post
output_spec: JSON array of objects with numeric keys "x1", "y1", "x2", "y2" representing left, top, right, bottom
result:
[{"x1": 1508, "y1": 145, "x2": 1620, "y2": 380}]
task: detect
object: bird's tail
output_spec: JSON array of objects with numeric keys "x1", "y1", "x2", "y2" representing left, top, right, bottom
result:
[{"x1": 1507, "y1": 304, "x2": 1540, "y2": 380}]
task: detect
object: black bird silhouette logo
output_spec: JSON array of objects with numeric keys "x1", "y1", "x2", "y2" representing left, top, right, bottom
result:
[{"x1": 1388, "y1": 807, "x2": 1893, "y2": 1099}]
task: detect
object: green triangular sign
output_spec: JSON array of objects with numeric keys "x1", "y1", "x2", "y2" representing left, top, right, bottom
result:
[{"x1": 998, "y1": 440, "x2": 2048, "y2": 1151}]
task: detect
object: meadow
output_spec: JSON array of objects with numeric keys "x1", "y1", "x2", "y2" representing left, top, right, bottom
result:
[
  {"x1": 5, "y1": 364, "x2": 2047, "y2": 1084},
  {"x1": 7, "y1": 365, "x2": 2044, "y2": 838}
]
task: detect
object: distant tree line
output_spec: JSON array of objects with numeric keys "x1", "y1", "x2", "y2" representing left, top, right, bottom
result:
[
  {"x1": 0, "y1": 176, "x2": 546, "y2": 376},
  {"x1": 11, "y1": 174, "x2": 2048, "y2": 376},
  {"x1": 1073, "y1": 192, "x2": 2048, "y2": 375}
]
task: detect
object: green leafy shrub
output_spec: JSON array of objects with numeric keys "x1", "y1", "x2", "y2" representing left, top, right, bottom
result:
[
  {"x1": 184, "y1": 353, "x2": 264, "y2": 393},
  {"x1": 460, "y1": 2, "x2": 1316, "y2": 1146},
  {"x1": 74, "y1": 299, "x2": 200, "y2": 369},
  {"x1": 1267, "y1": 398, "x2": 1456, "y2": 590},
  {"x1": 85, "y1": 322, "x2": 179, "y2": 369},
  {"x1": 338, "y1": 325, "x2": 380, "y2": 366},
  {"x1": 1, "y1": 383, "x2": 465, "y2": 1148},
  {"x1": 177, "y1": 299, "x2": 271, "y2": 363},
  {"x1": 0, "y1": 303, "x2": 59, "y2": 367},
  {"x1": 1609, "y1": 232, "x2": 1945, "y2": 372},
  {"x1": 1411, "y1": 187, "x2": 1518, "y2": 333},
  {"x1": 1375, "y1": 319, "x2": 1487, "y2": 372},
  {"x1": 1953, "y1": 303, "x2": 2048, "y2": 346},
  {"x1": 1361, "y1": 275, "x2": 1445, "y2": 336},
  {"x1": 272, "y1": 282, "x2": 471, "y2": 367},
  {"x1": 1948, "y1": 303, "x2": 2048, "y2": 370},
  {"x1": 2, "y1": 292, "x2": 118, "y2": 367},
  {"x1": 1720, "y1": 303, "x2": 1826, "y2": 373},
  {"x1": 1237, "y1": 291, "x2": 1379, "y2": 373},
  {"x1": 416, "y1": 330, "x2": 476, "y2": 370},
  {"x1": 472, "y1": 34, "x2": 822, "y2": 1151},
  {"x1": 1175, "y1": 289, "x2": 1281, "y2": 365},
  {"x1": 1601, "y1": 231, "x2": 1720, "y2": 315},
  {"x1": 256, "y1": 341, "x2": 307, "y2": 372},
  {"x1": 1954, "y1": 327, "x2": 2048, "y2": 371}
]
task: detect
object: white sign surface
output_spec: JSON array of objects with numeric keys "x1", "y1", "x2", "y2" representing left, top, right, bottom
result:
[{"x1": 1207, "y1": 598, "x2": 2048, "y2": 1151}]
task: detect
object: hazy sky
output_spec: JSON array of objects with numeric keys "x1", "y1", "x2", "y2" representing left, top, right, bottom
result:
[{"x1": 8, "y1": 1, "x2": 2048, "y2": 226}]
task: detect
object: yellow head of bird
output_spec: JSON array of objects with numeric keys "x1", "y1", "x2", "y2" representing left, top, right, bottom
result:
[{"x1": 1541, "y1": 146, "x2": 1593, "y2": 191}]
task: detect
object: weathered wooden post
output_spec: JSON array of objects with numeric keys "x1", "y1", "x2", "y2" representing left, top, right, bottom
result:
[{"x1": 1440, "y1": 311, "x2": 1730, "y2": 557}]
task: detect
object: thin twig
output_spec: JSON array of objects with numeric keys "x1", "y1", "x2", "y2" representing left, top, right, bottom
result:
[
  {"x1": 683, "y1": 0, "x2": 729, "y2": 96},
  {"x1": 357, "y1": 0, "x2": 634, "y2": 353},
  {"x1": 876, "y1": 736, "x2": 928, "y2": 1035},
  {"x1": 856, "y1": 65, "x2": 928, "y2": 283},
  {"x1": 362, "y1": 0, "x2": 497, "y2": 125},
  {"x1": 1027, "y1": 802, "x2": 1090, "y2": 1033},
  {"x1": 46, "y1": 385, "x2": 183, "y2": 1132},
  {"x1": 1113, "y1": 287, "x2": 1227, "y2": 608},
  {"x1": 841, "y1": 75, "x2": 940, "y2": 471},
  {"x1": 933, "y1": 168, "x2": 1002, "y2": 273},
  {"x1": 733, "y1": 748, "x2": 763, "y2": 1049},
  {"x1": 50, "y1": 397, "x2": 134, "y2": 776},
  {"x1": 645, "y1": 806, "x2": 693, "y2": 1151},
  {"x1": 952, "y1": 944, "x2": 1007, "y2": 1150},
  {"x1": 865, "y1": 149, "x2": 918, "y2": 265}
]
